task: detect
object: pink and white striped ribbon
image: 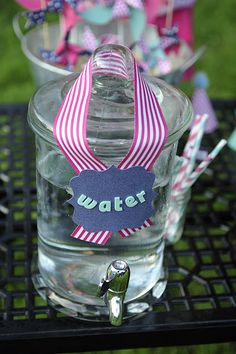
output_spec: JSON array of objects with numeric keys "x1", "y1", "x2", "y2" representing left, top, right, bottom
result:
[
  {"x1": 54, "y1": 46, "x2": 167, "y2": 245},
  {"x1": 93, "y1": 50, "x2": 129, "y2": 79}
]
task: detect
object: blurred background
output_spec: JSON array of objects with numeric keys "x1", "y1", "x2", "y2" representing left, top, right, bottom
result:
[
  {"x1": 0, "y1": 1, "x2": 236, "y2": 353},
  {"x1": 0, "y1": 1, "x2": 236, "y2": 102}
]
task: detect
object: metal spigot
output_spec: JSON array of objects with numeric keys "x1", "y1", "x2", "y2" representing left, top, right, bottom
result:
[{"x1": 97, "y1": 260, "x2": 130, "y2": 326}]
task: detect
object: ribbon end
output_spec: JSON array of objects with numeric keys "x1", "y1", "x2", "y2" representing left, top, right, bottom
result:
[
  {"x1": 71, "y1": 225, "x2": 112, "y2": 245},
  {"x1": 118, "y1": 218, "x2": 154, "y2": 237}
]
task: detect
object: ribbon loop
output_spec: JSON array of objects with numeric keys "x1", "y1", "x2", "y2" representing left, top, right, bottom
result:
[{"x1": 53, "y1": 45, "x2": 167, "y2": 245}]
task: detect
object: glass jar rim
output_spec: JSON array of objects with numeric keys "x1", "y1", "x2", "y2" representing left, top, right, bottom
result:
[{"x1": 28, "y1": 73, "x2": 193, "y2": 149}]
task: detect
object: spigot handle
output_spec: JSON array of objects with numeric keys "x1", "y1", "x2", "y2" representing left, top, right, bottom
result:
[{"x1": 97, "y1": 260, "x2": 130, "y2": 326}]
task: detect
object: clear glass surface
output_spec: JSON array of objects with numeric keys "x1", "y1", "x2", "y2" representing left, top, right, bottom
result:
[
  {"x1": 164, "y1": 188, "x2": 192, "y2": 245},
  {"x1": 28, "y1": 45, "x2": 193, "y2": 318}
]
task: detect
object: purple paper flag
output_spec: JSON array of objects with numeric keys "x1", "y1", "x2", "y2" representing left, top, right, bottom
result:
[{"x1": 192, "y1": 72, "x2": 218, "y2": 134}]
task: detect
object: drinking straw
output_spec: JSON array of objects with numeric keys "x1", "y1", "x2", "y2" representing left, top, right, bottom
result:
[
  {"x1": 165, "y1": 139, "x2": 226, "y2": 243},
  {"x1": 171, "y1": 114, "x2": 208, "y2": 193},
  {"x1": 172, "y1": 156, "x2": 186, "y2": 176},
  {"x1": 165, "y1": 0, "x2": 174, "y2": 28},
  {"x1": 182, "y1": 113, "x2": 208, "y2": 177},
  {"x1": 164, "y1": 204, "x2": 179, "y2": 242},
  {"x1": 40, "y1": 0, "x2": 50, "y2": 48},
  {"x1": 180, "y1": 139, "x2": 227, "y2": 191},
  {"x1": 59, "y1": 13, "x2": 64, "y2": 42},
  {"x1": 117, "y1": 20, "x2": 125, "y2": 44}
]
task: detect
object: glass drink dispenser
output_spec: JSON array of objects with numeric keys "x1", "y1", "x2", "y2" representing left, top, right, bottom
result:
[{"x1": 28, "y1": 44, "x2": 193, "y2": 326}]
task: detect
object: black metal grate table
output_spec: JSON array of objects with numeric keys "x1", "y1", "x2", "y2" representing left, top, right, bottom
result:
[{"x1": 0, "y1": 101, "x2": 236, "y2": 353}]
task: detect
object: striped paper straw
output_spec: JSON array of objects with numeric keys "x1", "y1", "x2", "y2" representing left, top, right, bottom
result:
[
  {"x1": 182, "y1": 114, "x2": 208, "y2": 177},
  {"x1": 172, "y1": 156, "x2": 185, "y2": 177},
  {"x1": 170, "y1": 156, "x2": 187, "y2": 196},
  {"x1": 164, "y1": 205, "x2": 180, "y2": 242},
  {"x1": 171, "y1": 114, "x2": 208, "y2": 193},
  {"x1": 181, "y1": 139, "x2": 227, "y2": 191}
]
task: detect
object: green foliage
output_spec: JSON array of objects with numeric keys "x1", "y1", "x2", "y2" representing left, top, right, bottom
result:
[
  {"x1": 0, "y1": 2, "x2": 35, "y2": 102},
  {"x1": 180, "y1": 0, "x2": 236, "y2": 98},
  {"x1": 193, "y1": 0, "x2": 236, "y2": 98}
]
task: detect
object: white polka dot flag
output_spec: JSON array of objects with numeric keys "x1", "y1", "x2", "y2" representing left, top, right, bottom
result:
[
  {"x1": 82, "y1": 26, "x2": 97, "y2": 52},
  {"x1": 53, "y1": 45, "x2": 167, "y2": 245},
  {"x1": 112, "y1": 0, "x2": 143, "y2": 19}
]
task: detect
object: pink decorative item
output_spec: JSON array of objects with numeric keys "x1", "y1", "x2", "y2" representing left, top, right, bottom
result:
[
  {"x1": 14, "y1": 0, "x2": 202, "y2": 85},
  {"x1": 158, "y1": 58, "x2": 172, "y2": 74},
  {"x1": 100, "y1": 33, "x2": 120, "y2": 45},
  {"x1": 54, "y1": 37, "x2": 83, "y2": 68},
  {"x1": 82, "y1": 26, "x2": 98, "y2": 51},
  {"x1": 150, "y1": 0, "x2": 196, "y2": 47},
  {"x1": 62, "y1": 2, "x2": 82, "y2": 32},
  {"x1": 16, "y1": 0, "x2": 42, "y2": 10},
  {"x1": 148, "y1": 0, "x2": 196, "y2": 80},
  {"x1": 192, "y1": 72, "x2": 218, "y2": 134},
  {"x1": 144, "y1": 0, "x2": 163, "y2": 23},
  {"x1": 155, "y1": 6, "x2": 194, "y2": 47},
  {"x1": 112, "y1": 0, "x2": 143, "y2": 19},
  {"x1": 112, "y1": 0, "x2": 130, "y2": 19}
]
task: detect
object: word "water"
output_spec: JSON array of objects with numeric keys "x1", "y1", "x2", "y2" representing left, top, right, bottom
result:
[{"x1": 77, "y1": 191, "x2": 146, "y2": 213}]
